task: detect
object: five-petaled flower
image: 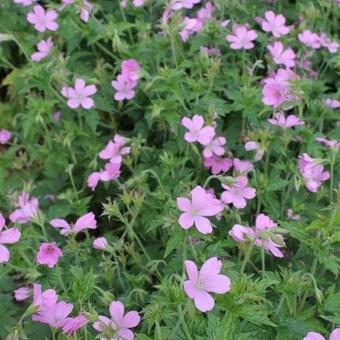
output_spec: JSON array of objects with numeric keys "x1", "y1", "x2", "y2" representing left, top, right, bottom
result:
[
  {"x1": 93, "y1": 300, "x2": 141, "y2": 340},
  {"x1": 183, "y1": 257, "x2": 231, "y2": 312},
  {"x1": 177, "y1": 186, "x2": 223, "y2": 234},
  {"x1": 27, "y1": 5, "x2": 59, "y2": 32},
  {"x1": 61, "y1": 79, "x2": 97, "y2": 109}
]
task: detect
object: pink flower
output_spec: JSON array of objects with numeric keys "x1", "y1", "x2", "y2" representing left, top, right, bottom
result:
[
  {"x1": 299, "y1": 154, "x2": 330, "y2": 192},
  {"x1": 0, "y1": 129, "x2": 12, "y2": 144},
  {"x1": 254, "y1": 214, "x2": 285, "y2": 257},
  {"x1": 9, "y1": 192, "x2": 39, "y2": 224},
  {"x1": 177, "y1": 186, "x2": 223, "y2": 234},
  {"x1": 262, "y1": 82, "x2": 288, "y2": 108},
  {"x1": 315, "y1": 137, "x2": 340, "y2": 149},
  {"x1": 93, "y1": 237, "x2": 108, "y2": 250},
  {"x1": 133, "y1": 0, "x2": 145, "y2": 7},
  {"x1": 121, "y1": 59, "x2": 141, "y2": 82},
  {"x1": 183, "y1": 257, "x2": 231, "y2": 312},
  {"x1": 230, "y1": 214, "x2": 285, "y2": 258},
  {"x1": 203, "y1": 136, "x2": 226, "y2": 158},
  {"x1": 61, "y1": 78, "x2": 97, "y2": 110},
  {"x1": 226, "y1": 26, "x2": 257, "y2": 50},
  {"x1": 27, "y1": 5, "x2": 58, "y2": 32},
  {"x1": 330, "y1": 329, "x2": 340, "y2": 340},
  {"x1": 87, "y1": 163, "x2": 121, "y2": 191},
  {"x1": 31, "y1": 37, "x2": 53, "y2": 62},
  {"x1": 180, "y1": 18, "x2": 201, "y2": 42},
  {"x1": 268, "y1": 112, "x2": 305, "y2": 129},
  {"x1": 260, "y1": 11, "x2": 290, "y2": 37},
  {"x1": 93, "y1": 301, "x2": 141, "y2": 340},
  {"x1": 171, "y1": 0, "x2": 201, "y2": 10},
  {"x1": 32, "y1": 301, "x2": 73, "y2": 328},
  {"x1": 181, "y1": 115, "x2": 215, "y2": 145},
  {"x1": 221, "y1": 176, "x2": 256, "y2": 209},
  {"x1": 319, "y1": 33, "x2": 339, "y2": 53},
  {"x1": 80, "y1": 1, "x2": 93, "y2": 22},
  {"x1": 14, "y1": 287, "x2": 31, "y2": 301},
  {"x1": 303, "y1": 332, "x2": 326, "y2": 340},
  {"x1": 287, "y1": 208, "x2": 300, "y2": 221},
  {"x1": 0, "y1": 213, "x2": 20, "y2": 263},
  {"x1": 203, "y1": 155, "x2": 233, "y2": 175},
  {"x1": 112, "y1": 75, "x2": 137, "y2": 101},
  {"x1": 36, "y1": 242, "x2": 63, "y2": 268},
  {"x1": 267, "y1": 41, "x2": 296, "y2": 68},
  {"x1": 14, "y1": 0, "x2": 37, "y2": 6},
  {"x1": 99, "y1": 134, "x2": 130, "y2": 164},
  {"x1": 298, "y1": 30, "x2": 321, "y2": 49},
  {"x1": 324, "y1": 98, "x2": 340, "y2": 108},
  {"x1": 232, "y1": 158, "x2": 254, "y2": 175},
  {"x1": 50, "y1": 212, "x2": 97, "y2": 236},
  {"x1": 245, "y1": 141, "x2": 264, "y2": 161},
  {"x1": 62, "y1": 314, "x2": 88, "y2": 336},
  {"x1": 229, "y1": 224, "x2": 255, "y2": 242},
  {"x1": 32, "y1": 283, "x2": 58, "y2": 310}
]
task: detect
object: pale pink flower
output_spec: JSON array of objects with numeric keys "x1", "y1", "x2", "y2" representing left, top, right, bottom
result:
[
  {"x1": 183, "y1": 257, "x2": 231, "y2": 312},
  {"x1": 324, "y1": 98, "x2": 340, "y2": 109},
  {"x1": 303, "y1": 332, "x2": 326, "y2": 340},
  {"x1": 262, "y1": 82, "x2": 288, "y2": 108},
  {"x1": 93, "y1": 301, "x2": 141, "y2": 340},
  {"x1": 0, "y1": 129, "x2": 12, "y2": 144},
  {"x1": 254, "y1": 214, "x2": 285, "y2": 258},
  {"x1": 87, "y1": 163, "x2": 121, "y2": 191},
  {"x1": 80, "y1": 1, "x2": 93, "y2": 22},
  {"x1": 232, "y1": 158, "x2": 254, "y2": 175},
  {"x1": 132, "y1": 0, "x2": 145, "y2": 7},
  {"x1": 121, "y1": 59, "x2": 141, "y2": 82},
  {"x1": 230, "y1": 214, "x2": 285, "y2": 258},
  {"x1": 62, "y1": 314, "x2": 88, "y2": 336},
  {"x1": 9, "y1": 192, "x2": 39, "y2": 224},
  {"x1": 32, "y1": 301, "x2": 73, "y2": 328},
  {"x1": 14, "y1": 0, "x2": 37, "y2": 6},
  {"x1": 61, "y1": 79, "x2": 97, "y2": 110},
  {"x1": 287, "y1": 208, "x2": 300, "y2": 221},
  {"x1": 32, "y1": 283, "x2": 58, "y2": 310},
  {"x1": 268, "y1": 112, "x2": 305, "y2": 129},
  {"x1": 260, "y1": 11, "x2": 290, "y2": 37},
  {"x1": 31, "y1": 37, "x2": 53, "y2": 62},
  {"x1": 99, "y1": 134, "x2": 130, "y2": 164},
  {"x1": 0, "y1": 213, "x2": 20, "y2": 263},
  {"x1": 177, "y1": 186, "x2": 223, "y2": 234},
  {"x1": 180, "y1": 18, "x2": 202, "y2": 42},
  {"x1": 203, "y1": 136, "x2": 226, "y2": 158},
  {"x1": 200, "y1": 46, "x2": 221, "y2": 57},
  {"x1": 93, "y1": 237, "x2": 108, "y2": 250},
  {"x1": 181, "y1": 115, "x2": 215, "y2": 145},
  {"x1": 315, "y1": 137, "x2": 340, "y2": 149},
  {"x1": 14, "y1": 287, "x2": 31, "y2": 301},
  {"x1": 36, "y1": 242, "x2": 63, "y2": 268},
  {"x1": 221, "y1": 176, "x2": 256, "y2": 209},
  {"x1": 27, "y1": 5, "x2": 58, "y2": 32},
  {"x1": 171, "y1": 0, "x2": 201, "y2": 10},
  {"x1": 229, "y1": 224, "x2": 255, "y2": 242},
  {"x1": 50, "y1": 212, "x2": 97, "y2": 236},
  {"x1": 299, "y1": 154, "x2": 330, "y2": 192},
  {"x1": 267, "y1": 41, "x2": 296, "y2": 68},
  {"x1": 203, "y1": 155, "x2": 233, "y2": 175},
  {"x1": 245, "y1": 141, "x2": 264, "y2": 161},
  {"x1": 112, "y1": 75, "x2": 137, "y2": 101},
  {"x1": 298, "y1": 30, "x2": 321, "y2": 49},
  {"x1": 330, "y1": 329, "x2": 340, "y2": 340},
  {"x1": 226, "y1": 26, "x2": 257, "y2": 50},
  {"x1": 319, "y1": 33, "x2": 339, "y2": 53},
  {"x1": 60, "y1": 0, "x2": 74, "y2": 10}
]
